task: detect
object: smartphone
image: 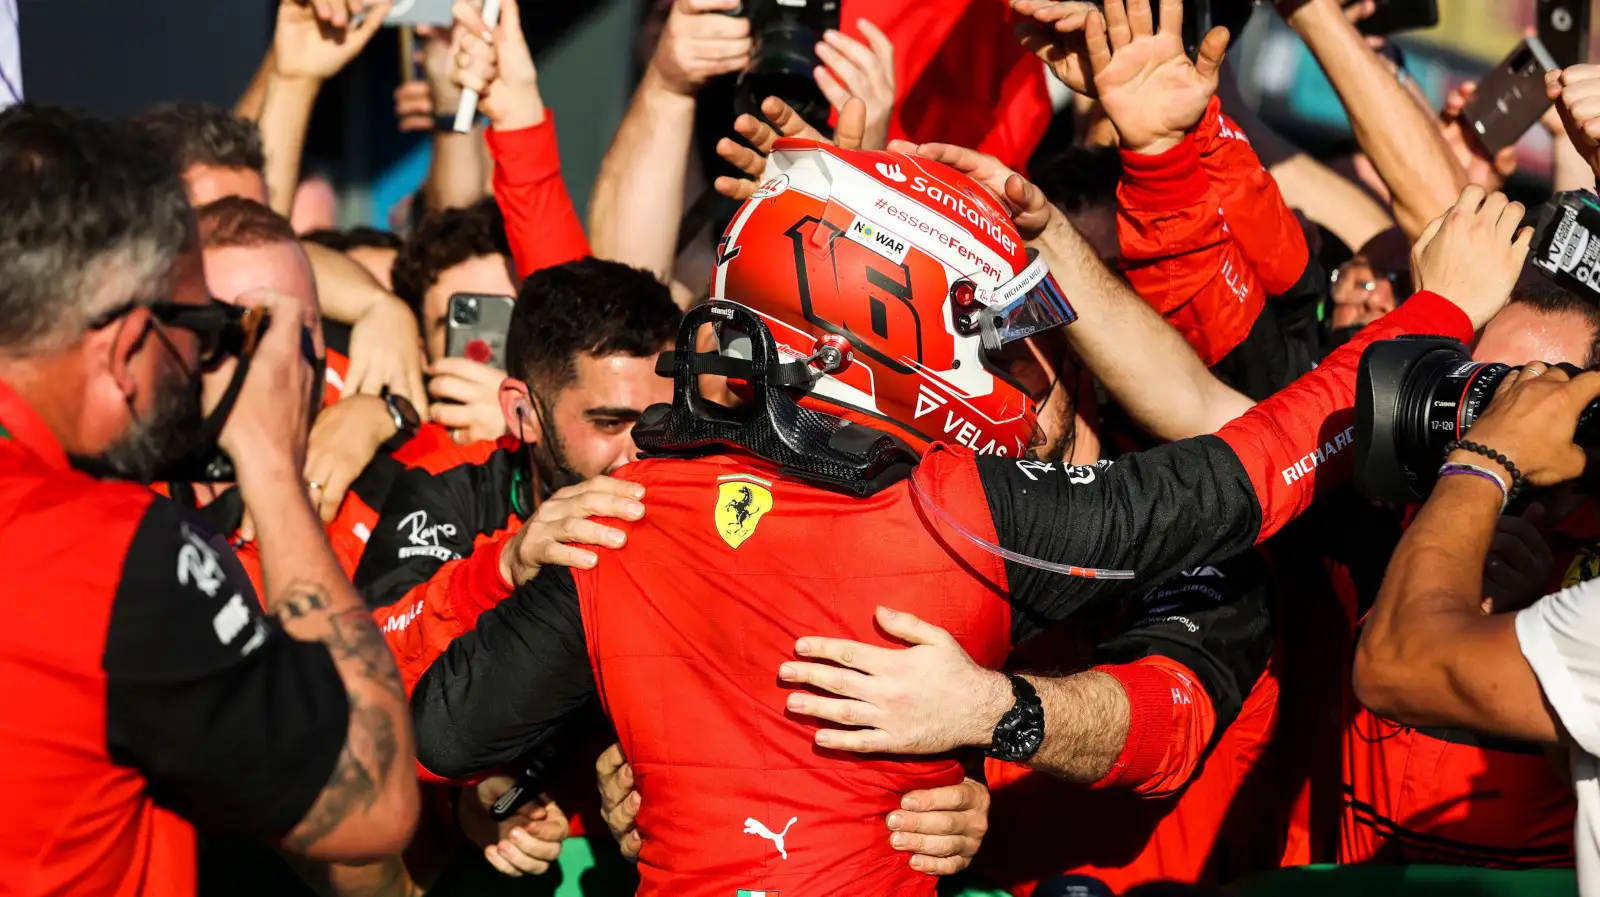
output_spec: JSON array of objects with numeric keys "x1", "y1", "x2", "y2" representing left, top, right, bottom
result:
[
  {"x1": 359, "y1": 0, "x2": 454, "y2": 27},
  {"x1": 1351, "y1": 0, "x2": 1439, "y2": 36},
  {"x1": 1539, "y1": 0, "x2": 1591, "y2": 68},
  {"x1": 445, "y1": 293, "x2": 515, "y2": 369},
  {"x1": 1462, "y1": 36, "x2": 1560, "y2": 157}
]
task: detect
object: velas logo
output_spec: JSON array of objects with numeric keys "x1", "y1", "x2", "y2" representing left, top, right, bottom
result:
[
  {"x1": 875, "y1": 161, "x2": 907, "y2": 182},
  {"x1": 902, "y1": 175, "x2": 1016, "y2": 254}
]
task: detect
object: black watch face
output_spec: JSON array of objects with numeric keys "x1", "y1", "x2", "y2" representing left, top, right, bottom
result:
[{"x1": 389, "y1": 393, "x2": 421, "y2": 431}]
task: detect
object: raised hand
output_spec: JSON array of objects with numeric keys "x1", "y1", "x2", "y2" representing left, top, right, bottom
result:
[
  {"x1": 713, "y1": 96, "x2": 867, "y2": 201},
  {"x1": 1409, "y1": 185, "x2": 1531, "y2": 329},
  {"x1": 813, "y1": 20, "x2": 896, "y2": 150},
  {"x1": 1082, "y1": 0, "x2": 1229, "y2": 154},
  {"x1": 1439, "y1": 81, "x2": 1519, "y2": 191},
  {"x1": 1548, "y1": 64, "x2": 1600, "y2": 179},
  {"x1": 650, "y1": 0, "x2": 753, "y2": 97},
  {"x1": 1011, "y1": 0, "x2": 1100, "y2": 95},
  {"x1": 451, "y1": 0, "x2": 544, "y2": 130},
  {"x1": 273, "y1": 0, "x2": 392, "y2": 84}
]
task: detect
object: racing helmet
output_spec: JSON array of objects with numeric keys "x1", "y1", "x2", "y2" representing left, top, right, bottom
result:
[{"x1": 710, "y1": 138, "x2": 1075, "y2": 457}]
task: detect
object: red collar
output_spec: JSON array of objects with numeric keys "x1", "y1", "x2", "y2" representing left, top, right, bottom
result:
[{"x1": 0, "y1": 377, "x2": 70, "y2": 471}]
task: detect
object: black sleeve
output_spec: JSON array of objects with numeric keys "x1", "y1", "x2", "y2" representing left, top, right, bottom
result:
[
  {"x1": 975, "y1": 437, "x2": 1263, "y2": 645},
  {"x1": 103, "y1": 499, "x2": 348, "y2": 839},
  {"x1": 1093, "y1": 552, "x2": 1275, "y2": 737},
  {"x1": 353, "y1": 464, "x2": 481, "y2": 608},
  {"x1": 410, "y1": 566, "x2": 597, "y2": 780}
]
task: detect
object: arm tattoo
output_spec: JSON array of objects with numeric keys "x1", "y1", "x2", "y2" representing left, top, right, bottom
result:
[
  {"x1": 275, "y1": 579, "x2": 405, "y2": 852},
  {"x1": 280, "y1": 693, "x2": 397, "y2": 854}
]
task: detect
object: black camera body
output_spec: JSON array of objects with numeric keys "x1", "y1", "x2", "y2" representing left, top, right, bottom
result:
[
  {"x1": 1527, "y1": 190, "x2": 1600, "y2": 305},
  {"x1": 1355, "y1": 336, "x2": 1600, "y2": 503},
  {"x1": 730, "y1": 0, "x2": 840, "y2": 127}
]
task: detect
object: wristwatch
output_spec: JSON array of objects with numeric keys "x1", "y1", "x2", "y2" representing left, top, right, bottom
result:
[
  {"x1": 384, "y1": 390, "x2": 421, "y2": 438},
  {"x1": 985, "y1": 674, "x2": 1045, "y2": 762}
]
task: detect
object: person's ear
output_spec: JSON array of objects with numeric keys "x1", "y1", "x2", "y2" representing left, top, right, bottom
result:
[
  {"x1": 99, "y1": 308, "x2": 154, "y2": 405},
  {"x1": 499, "y1": 378, "x2": 541, "y2": 444}
]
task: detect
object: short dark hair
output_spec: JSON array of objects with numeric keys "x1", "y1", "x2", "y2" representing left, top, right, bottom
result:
[
  {"x1": 129, "y1": 102, "x2": 264, "y2": 174},
  {"x1": 301, "y1": 226, "x2": 403, "y2": 253},
  {"x1": 1510, "y1": 281, "x2": 1600, "y2": 367},
  {"x1": 390, "y1": 199, "x2": 511, "y2": 320},
  {"x1": 195, "y1": 196, "x2": 297, "y2": 249},
  {"x1": 506, "y1": 258, "x2": 681, "y2": 394},
  {"x1": 0, "y1": 104, "x2": 193, "y2": 353},
  {"x1": 1032, "y1": 144, "x2": 1122, "y2": 214}
]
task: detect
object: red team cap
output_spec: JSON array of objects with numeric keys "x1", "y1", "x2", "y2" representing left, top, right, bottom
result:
[{"x1": 710, "y1": 138, "x2": 1075, "y2": 458}]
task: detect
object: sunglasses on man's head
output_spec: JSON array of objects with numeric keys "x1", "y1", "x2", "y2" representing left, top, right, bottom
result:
[{"x1": 87, "y1": 299, "x2": 266, "y2": 368}]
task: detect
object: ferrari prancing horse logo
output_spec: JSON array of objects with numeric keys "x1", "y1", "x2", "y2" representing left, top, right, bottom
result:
[{"x1": 716, "y1": 474, "x2": 774, "y2": 549}]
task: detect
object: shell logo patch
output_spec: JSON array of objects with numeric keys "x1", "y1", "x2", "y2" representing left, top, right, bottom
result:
[{"x1": 716, "y1": 474, "x2": 773, "y2": 549}]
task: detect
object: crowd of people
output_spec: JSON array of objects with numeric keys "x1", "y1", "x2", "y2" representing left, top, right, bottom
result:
[{"x1": 8, "y1": 0, "x2": 1600, "y2": 895}]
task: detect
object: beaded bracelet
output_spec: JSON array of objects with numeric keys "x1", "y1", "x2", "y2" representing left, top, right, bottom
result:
[
  {"x1": 1438, "y1": 461, "x2": 1510, "y2": 511},
  {"x1": 1443, "y1": 439, "x2": 1525, "y2": 502}
]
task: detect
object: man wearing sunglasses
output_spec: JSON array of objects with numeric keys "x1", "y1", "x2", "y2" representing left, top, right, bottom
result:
[{"x1": 0, "y1": 105, "x2": 418, "y2": 897}]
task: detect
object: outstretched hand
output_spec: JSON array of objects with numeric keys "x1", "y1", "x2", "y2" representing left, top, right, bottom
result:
[
  {"x1": 1082, "y1": 0, "x2": 1228, "y2": 154},
  {"x1": 1011, "y1": 1, "x2": 1100, "y2": 95},
  {"x1": 888, "y1": 140, "x2": 1055, "y2": 240},
  {"x1": 713, "y1": 96, "x2": 868, "y2": 201}
]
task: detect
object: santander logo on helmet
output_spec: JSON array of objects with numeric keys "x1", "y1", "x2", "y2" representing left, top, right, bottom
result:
[{"x1": 709, "y1": 138, "x2": 1072, "y2": 461}]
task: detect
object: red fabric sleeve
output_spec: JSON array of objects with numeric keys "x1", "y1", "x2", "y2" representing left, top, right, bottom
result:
[
  {"x1": 1192, "y1": 96, "x2": 1311, "y2": 296},
  {"x1": 1217, "y1": 290, "x2": 1473, "y2": 543},
  {"x1": 485, "y1": 117, "x2": 591, "y2": 279},
  {"x1": 1117, "y1": 133, "x2": 1265, "y2": 366},
  {"x1": 1091, "y1": 656, "x2": 1216, "y2": 796},
  {"x1": 375, "y1": 530, "x2": 516, "y2": 697}
]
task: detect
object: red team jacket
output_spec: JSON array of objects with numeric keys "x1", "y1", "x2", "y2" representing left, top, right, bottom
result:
[
  {"x1": 1118, "y1": 97, "x2": 1311, "y2": 367},
  {"x1": 408, "y1": 293, "x2": 1475, "y2": 896}
]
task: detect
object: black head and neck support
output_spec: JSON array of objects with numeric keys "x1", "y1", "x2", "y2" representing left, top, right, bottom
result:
[{"x1": 633, "y1": 301, "x2": 916, "y2": 496}]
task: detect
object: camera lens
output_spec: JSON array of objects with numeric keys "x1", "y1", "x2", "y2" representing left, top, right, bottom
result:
[
  {"x1": 452, "y1": 297, "x2": 479, "y2": 327},
  {"x1": 1356, "y1": 337, "x2": 1600, "y2": 502},
  {"x1": 737, "y1": 21, "x2": 831, "y2": 129}
]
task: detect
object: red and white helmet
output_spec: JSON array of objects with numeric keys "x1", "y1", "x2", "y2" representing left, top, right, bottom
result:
[{"x1": 710, "y1": 138, "x2": 1075, "y2": 457}]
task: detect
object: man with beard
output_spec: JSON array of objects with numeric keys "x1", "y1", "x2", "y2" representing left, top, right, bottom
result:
[
  {"x1": 0, "y1": 106, "x2": 418, "y2": 895},
  {"x1": 355, "y1": 256, "x2": 679, "y2": 692}
]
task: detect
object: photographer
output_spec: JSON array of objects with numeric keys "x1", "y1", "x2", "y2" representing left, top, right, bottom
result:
[
  {"x1": 0, "y1": 106, "x2": 416, "y2": 894},
  {"x1": 1353, "y1": 361, "x2": 1600, "y2": 889}
]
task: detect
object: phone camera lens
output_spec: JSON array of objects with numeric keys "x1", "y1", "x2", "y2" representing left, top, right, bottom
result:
[{"x1": 452, "y1": 297, "x2": 479, "y2": 326}]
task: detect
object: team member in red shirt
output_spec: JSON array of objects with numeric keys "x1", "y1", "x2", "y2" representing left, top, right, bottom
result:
[
  {"x1": 409, "y1": 123, "x2": 1524, "y2": 895},
  {"x1": 0, "y1": 105, "x2": 417, "y2": 897},
  {"x1": 1338, "y1": 286, "x2": 1600, "y2": 869}
]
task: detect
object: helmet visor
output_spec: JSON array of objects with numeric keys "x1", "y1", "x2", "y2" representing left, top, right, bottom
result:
[{"x1": 976, "y1": 248, "x2": 1077, "y2": 352}]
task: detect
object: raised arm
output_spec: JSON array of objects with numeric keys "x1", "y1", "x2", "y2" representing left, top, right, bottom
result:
[
  {"x1": 588, "y1": 0, "x2": 750, "y2": 280},
  {"x1": 1277, "y1": 0, "x2": 1465, "y2": 241},
  {"x1": 228, "y1": 289, "x2": 419, "y2": 858},
  {"x1": 259, "y1": 0, "x2": 389, "y2": 216},
  {"x1": 907, "y1": 140, "x2": 1254, "y2": 440},
  {"x1": 452, "y1": 0, "x2": 590, "y2": 278}
]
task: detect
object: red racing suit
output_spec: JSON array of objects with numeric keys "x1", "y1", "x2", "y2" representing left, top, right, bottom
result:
[
  {"x1": 1118, "y1": 97, "x2": 1313, "y2": 371},
  {"x1": 974, "y1": 553, "x2": 1283, "y2": 894},
  {"x1": 408, "y1": 293, "x2": 1472, "y2": 897},
  {"x1": 1336, "y1": 502, "x2": 1595, "y2": 868},
  {"x1": 484, "y1": 116, "x2": 590, "y2": 279}
]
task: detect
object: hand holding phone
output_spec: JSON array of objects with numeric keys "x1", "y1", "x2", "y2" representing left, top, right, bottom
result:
[{"x1": 1462, "y1": 36, "x2": 1560, "y2": 158}]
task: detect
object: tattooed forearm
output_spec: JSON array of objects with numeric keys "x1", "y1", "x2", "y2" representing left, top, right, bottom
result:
[
  {"x1": 275, "y1": 580, "x2": 403, "y2": 700},
  {"x1": 282, "y1": 693, "x2": 398, "y2": 854}
]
